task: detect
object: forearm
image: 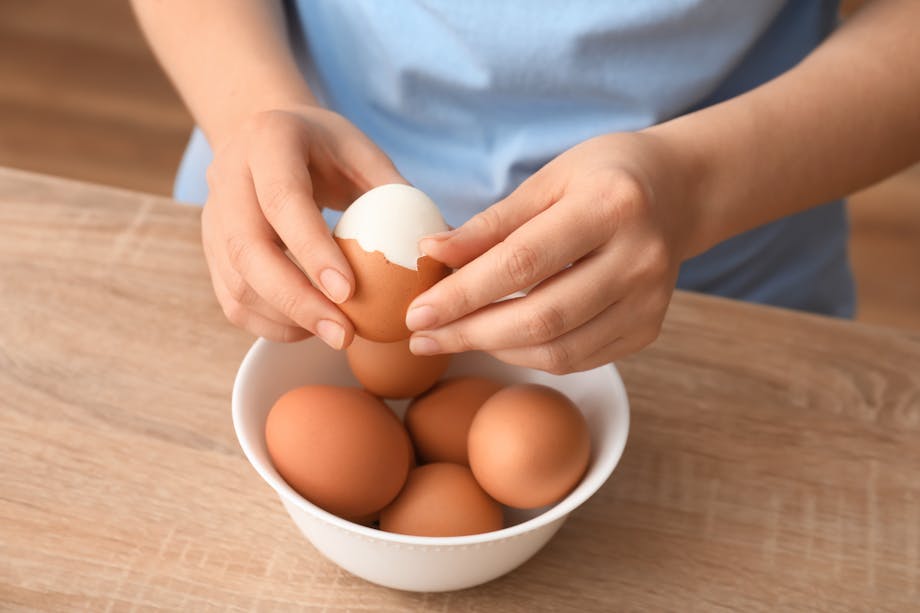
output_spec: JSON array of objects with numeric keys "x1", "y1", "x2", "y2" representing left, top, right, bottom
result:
[
  {"x1": 648, "y1": 0, "x2": 920, "y2": 258},
  {"x1": 131, "y1": 0, "x2": 315, "y2": 147}
]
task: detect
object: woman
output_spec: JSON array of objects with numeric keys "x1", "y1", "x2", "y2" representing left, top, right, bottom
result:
[{"x1": 134, "y1": 0, "x2": 920, "y2": 373}]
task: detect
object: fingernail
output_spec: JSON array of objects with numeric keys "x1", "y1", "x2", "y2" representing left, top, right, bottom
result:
[
  {"x1": 316, "y1": 319, "x2": 345, "y2": 350},
  {"x1": 319, "y1": 268, "x2": 350, "y2": 304},
  {"x1": 406, "y1": 304, "x2": 438, "y2": 330},
  {"x1": 410, "y1": 335, "x2": 441, "y2": 355},
  {"x1": 419, "y1": 231, "x2": 456, "y2": 256},
  {"x1": 424, "y1": 229, "x2": 457, "y2": 242}
]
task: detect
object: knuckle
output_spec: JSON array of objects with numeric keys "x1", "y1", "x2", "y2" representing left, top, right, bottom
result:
[
  {"x1": 274, "y1": 291, "x2": 304, "y2": 321},
  {"x1": 471, "y1": 208, "x2": 503, "y2": 240},
  {"x1": 226, "y1": 275, "x2": 255, "y2": 305},
  {"x1": 537, "y1": 342, "x2": 572, "y2": 375},
  {"x1": 453, "y1": 293, "x2": 475, "y2": 319},
  {"x1": 259, "y1": 179, "x2": 298, "y2": 217},
  {"x1": 639, "y1": 322, "x2": 663, "y2": 347},
  {"x1": 651, "y1": 285, "x2": 674, "y2": 313},
  {"x1": 612, "y1": 171, "x2": 647, "y2": 207},
  {"x1": 640, "y1": 238, "x2": 672, "y2": 280},
  {"x1": 524, "y1": 304, "x2": 567, "y2": 343},
  {"x1": 451, "y1": 326, "x2": 476, "y2": 352},
  {"x1": 225, "y1": 233, "x2": 252, "y2": 271},
  {"x1": 502, "y1": 242, "x2": 542, "y2": 287},
  {"x1": 594, "y1": 171, "x2": 647, "y2": 229},
  {"x1": 205, "y1": 163, "x2": 221, "y2": 189},
  {"x1": 439, "y1": 281, "x2": 475, "y2": 318},
  {"x1": 221, "y1": 300, "x2": 247, "y2": 327},
  {"x1": 594, "y1": 196, "x2": 622, "y2": 237},
  {"x1": 285, "y1": 225, "x2": 327, "y2": 265}
]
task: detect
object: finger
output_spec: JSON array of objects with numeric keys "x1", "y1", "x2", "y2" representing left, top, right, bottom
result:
[
  {"x1": 418, "y1": 170, "x2": 558, "y2": 269},
  {"x1": 408, "y1": 248, "x2": 619, "y2": 354},
  {"x1": 215, "y1": 172, "x2": 355, "y2": 349},
  {"x1": 249, "y1": 128, "x2": 355, "y2": 305},
  {"x1": 227, "y1": 233, "x2": 354, "y2": 349},
  {"x1": 488, "y1": 291, "x2": 667, "y2": 374},
  {"x1": 570, "y1": 335, "x2": 645, "y2": 371},
  {"x1": 209, "y1": 262, "x2": 311, "y2": 343},
  {"x1": 406, "y1": 194, "x2": 614, "y2": 331},
  {"x1": 486, "y1": 303, "x2": 631, "y2": 374},
  {"x1": 203, "y1": 239, "x2": 300, "y2": 327}
]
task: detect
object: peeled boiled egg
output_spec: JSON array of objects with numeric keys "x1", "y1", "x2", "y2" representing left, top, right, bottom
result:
[
  {"x1": 468, "y1": 384, "x2": 591, "y2": 509},
  {"x1": 379, "y1": 463, "x2": 503, "y2": 537},
  {"x1": 333, "y1": 184, "x2": 450, "y2": 342},
  {"x1": 265, "y1": 385, "x2": 412, "y2": 521},
  {"x1": 404, "y1": 376, "x2": 504, "y2": 465},
  {"x1": 346, "y1": 336, "x2": 451, "y2": 399}
]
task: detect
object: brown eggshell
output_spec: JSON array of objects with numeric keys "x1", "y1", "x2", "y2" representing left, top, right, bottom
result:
[
  {"x1": 349, "y1": 510, "x2": 381, "y2": 526},
  {"x1": 379, "y1": 463, "x2": 503, "y2": 537},
  {"x1": 265, "y1": 385, "x2": 412, "y2": 520},
  {"x1": 405, "y1": 377, "x2": 504, "y2": 465},
  {"x1": 468, "y1": 384, "x2": 591, "y2": 509},
  {"x1": 346, "y1": 336, "x2": 451, "y2": 399},
  {"x1": 336, "y1": 237, "x2": 449, "y2": 342}
]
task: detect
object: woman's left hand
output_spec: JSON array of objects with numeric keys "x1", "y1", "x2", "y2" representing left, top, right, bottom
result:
[{"x1": 405, "y1": 132, "x2": 699, "y2": 374}]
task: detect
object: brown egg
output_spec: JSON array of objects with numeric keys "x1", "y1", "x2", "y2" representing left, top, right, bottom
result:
[
  {"x1": 350, "y1": 510, "x2": 381, "y2": 526},
  {"x1": 346, "y1": 336, "x2": 451, "y2": 399},
  {"x1": 468, "y1": 384, "x2": 591, "y2": 509},
  {"x1": 335, "y1": 237, "x2": 448, "y2": 342},
  {"x1": 405, "y1": 377, "x2": 504, "y2": 465},
  {"x1": 379, "y1": 463, "x2": 503, "y2": 537},
  {"x1": 265, "y1": 385, "x2": 412, "y2": 520}
]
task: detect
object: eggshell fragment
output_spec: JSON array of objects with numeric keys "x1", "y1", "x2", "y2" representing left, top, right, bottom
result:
[
  {"x1": 379, "y1": 463, "x2": 503, "y2": 537},
  {"x1": 347, "y1": 336, "x2": 451, "y2": 399},
  {"x1": 265, "y1": 385, "x2": 412, "y2": 521},
  {"x1": 405, "y1": 377, "x2": 504, "y2": 465},
  {"x1": 468, "y1": 384, "x2": 590, "y2": 509}
]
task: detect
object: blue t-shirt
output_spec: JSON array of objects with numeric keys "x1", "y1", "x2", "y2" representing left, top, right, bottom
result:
[{"x1": 174, "y1": 0, "x2": 854, "y2": 317}]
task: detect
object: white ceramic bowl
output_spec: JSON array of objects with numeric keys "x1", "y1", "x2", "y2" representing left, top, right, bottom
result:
[{"x1": 232, "y1": 337, "x2": 629, "y2": 592}]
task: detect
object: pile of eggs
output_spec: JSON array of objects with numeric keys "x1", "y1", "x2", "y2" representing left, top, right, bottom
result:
[{"x1": 263, "y1": 185, "x2": 592, "y2": 537}]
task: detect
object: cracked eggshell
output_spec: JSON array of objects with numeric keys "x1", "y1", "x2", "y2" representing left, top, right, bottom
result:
[{"x1": 334, "y1": 185, "x2": 450, "y2": 342}]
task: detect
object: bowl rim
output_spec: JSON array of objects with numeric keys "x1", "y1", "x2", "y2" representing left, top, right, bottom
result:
[{"x1": 232, "y1": 337, "x2": 630, "y2": 547}]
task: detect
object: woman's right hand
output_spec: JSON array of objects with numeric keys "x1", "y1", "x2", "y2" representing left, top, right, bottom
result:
[{"x1": 201, "y1": 106, "x2": 405, "y2": 347}]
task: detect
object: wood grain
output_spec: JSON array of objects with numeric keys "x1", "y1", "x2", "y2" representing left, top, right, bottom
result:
[{"x1": 2, "y1": 167, "x2": 920, "y2": 611}]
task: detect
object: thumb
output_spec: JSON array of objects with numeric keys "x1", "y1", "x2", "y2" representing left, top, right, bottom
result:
[{"x1": 420, "y1": 172, "x2": 558, "y2": 269}]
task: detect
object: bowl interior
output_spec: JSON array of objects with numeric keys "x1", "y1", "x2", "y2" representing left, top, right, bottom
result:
[{"x1": 233, "y1": 337, "x2": 629, "y2": 545}]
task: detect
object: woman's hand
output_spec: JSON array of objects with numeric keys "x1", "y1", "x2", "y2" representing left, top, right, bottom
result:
[
  {"x1": 202, "y1": 106, "x2": 404, "y2": 347},
  {"x1": 406, "y1": 132, "x2": 698, "y2": 373}
]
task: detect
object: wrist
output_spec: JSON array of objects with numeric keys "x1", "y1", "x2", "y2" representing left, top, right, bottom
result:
[{"x1": 636, "y1": 125, "x2": 715, "y2": 261}]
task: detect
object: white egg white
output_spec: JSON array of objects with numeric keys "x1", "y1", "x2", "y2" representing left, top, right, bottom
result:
[{"x1": 333, "y1": 184, "x2": 449, "y2": 270}]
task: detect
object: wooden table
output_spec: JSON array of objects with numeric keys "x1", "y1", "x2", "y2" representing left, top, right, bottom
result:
[{"x1": 2, "y1": 167, "x2": 919, "y2": 612}]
